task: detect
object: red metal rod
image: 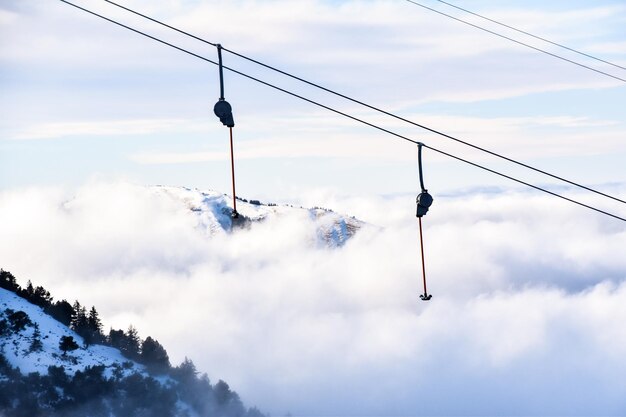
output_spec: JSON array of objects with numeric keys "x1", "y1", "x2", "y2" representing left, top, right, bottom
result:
[
  {"x1": 418, "y1": 216, "x2": 428, "y2": 295},
  {"x1": 229, "y1": 127, "x2": 237, "y2": 215}
]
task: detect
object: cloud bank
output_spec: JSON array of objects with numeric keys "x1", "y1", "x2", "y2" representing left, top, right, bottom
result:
[{"x1": 1, "y1": 181, "x2": 626, "y2": 416}]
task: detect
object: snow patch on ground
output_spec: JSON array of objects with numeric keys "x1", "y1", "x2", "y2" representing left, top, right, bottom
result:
[{"x1": 0, "y1": 288, "x2": 141, "y2": 377}]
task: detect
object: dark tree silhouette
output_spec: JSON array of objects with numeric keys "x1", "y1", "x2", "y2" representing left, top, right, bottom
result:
[
  {"x1": 0, "y1": 269, "x2": 20, "y2": 292},
  {"x1": 171, "y1": 357, "x2": 198, "y2": 384},
  {"x1": 140, "y1": 336, "x2": 170, "y2": 374},
  {"x1": 123, "y1": 325, "x2": 141, "y2": 360},
  {"x1": 71, "y1": 302, "x2": 88, "y2": 331},
  {"x1": 7, "y1": 310, "x2": 32, "y2": 332},
  {"x1": 30, "y1": 285, "x2": 53, "y2": 308},
  {"x1": 86, "y1": 306, "x2": 104, "y2": 345},
  {"x1": 59, "y1": 335, "x2": 79, "y2": 356},
  {"x1": 108, "y1": 328, "x2": 125, "y2": 350},
  {"x1": 30, "y1": 326, "x2": 43, "y2": 353},
  {"x1": 46, "y1": 299, "x2": 74, "y2": 326},
  {"x1": 108, "y1": 326, "x2": 141, "y2": 360}
]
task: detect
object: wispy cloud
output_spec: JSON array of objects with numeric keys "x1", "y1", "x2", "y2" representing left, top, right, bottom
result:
[
  {"x1": 125, "y1": 111, "x2": 626, "y2": 164},
  {"x1": 10, "y1": 118, "x2": 195, "y2": 140}
]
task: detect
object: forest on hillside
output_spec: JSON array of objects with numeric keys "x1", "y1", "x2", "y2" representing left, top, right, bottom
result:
[{"x1": 0, "y1": 269, "x2": 265, "y2": 417}]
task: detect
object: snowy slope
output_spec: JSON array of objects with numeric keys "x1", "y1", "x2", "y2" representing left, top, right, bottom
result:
[
  {"x1": 0, "y1": 288, "x2": 142, "y2": 377},
  {"x1": 151, "y1": 186, "x2": 363, "y2": 247}
]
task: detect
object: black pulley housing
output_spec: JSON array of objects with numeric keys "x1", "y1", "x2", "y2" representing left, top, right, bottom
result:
[
  {"x1": 214, "y1": 99, "x2": 235, "y2": 127},
  {"x1": 416, "y1": 191, "x2": 433, "y2": 218}
]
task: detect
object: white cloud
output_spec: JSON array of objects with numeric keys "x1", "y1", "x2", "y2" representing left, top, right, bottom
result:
[
  {"x1": 3, "y1": 0, "x2": 624, "y2": 105},
  {"x1": 1, "y1": 181, "x2": 626, "y2": 415},
  {"x1": 11, "y1": 118, "x2": 194, "y2": 140},
  {"x1": 123, "y1": 110, "x2": 626, "y2": 164}
]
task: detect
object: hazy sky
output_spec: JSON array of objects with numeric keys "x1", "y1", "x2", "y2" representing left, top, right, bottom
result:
[
  {"x1": 1, "y1": 0, "x2": 625, "y2": 200},
  {"x1": 2, "y1": 1, "x2": 626, "y2": 416}
]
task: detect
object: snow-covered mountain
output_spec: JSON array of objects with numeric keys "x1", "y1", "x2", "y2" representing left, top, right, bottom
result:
[
  {"x1": 0, "y1": 288, "x2": 136, "y2": 377},
  {"x1": 151, "y1": 186, "x2": 363, "y2": 247},
  {"x1": 0, "y1": 273, "x2": 264, "y2": 417}
]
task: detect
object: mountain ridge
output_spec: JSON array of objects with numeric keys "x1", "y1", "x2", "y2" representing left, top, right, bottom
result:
[
  {"x1": 150, "y1": 185, "x2": 363, "y2": 247},
  {"x1": 0, "y1": 270, "x2": 265, "y2": 417}
]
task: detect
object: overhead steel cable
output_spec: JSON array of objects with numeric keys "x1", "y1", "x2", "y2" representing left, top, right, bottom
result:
[
  {"x1": 102, "y1": 0, "x2": 218, "y2": 47},
  {"x1": 95, "y1": 0, "x2": 626, "y2": 207},
  {"x1": 221, "y1": 45, "x2": 626, "y2": 207},
  {"x1": 58, "y1": 0, "x2": 626, "y2": 223},
  {"x1": 402, "y1": 0, "x2": 626, "y2": 84},
  {"x1": 433, "y1": 0, "x2": 626, "y2": 72},
  {"x1": 59, "y1": 1, "x2": 219, "y2": 64}
]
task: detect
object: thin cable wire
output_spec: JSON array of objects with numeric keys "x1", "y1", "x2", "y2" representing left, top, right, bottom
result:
[
  {"x1": 97, "y1": 0, "x2": 626, "y2": 207},
  {"x1": 433, "y1": 0, "x2": 626, "y2": 72},
  {"x1": 103, "y1": 0, "x2": 217, "y2": 47},
  {"x1": 402, "y1": 0, "x2": 626, "y2": 84},
  {"x1": 59, "y1": 0, "x2": 218, "y2": 65},
  {"x1": 58, "y1": 0, "x2": 626, "y2": 223}
]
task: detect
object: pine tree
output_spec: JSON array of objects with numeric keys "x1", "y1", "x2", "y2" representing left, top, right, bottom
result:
[
  {"x1": 70, "y1": 301, "x2": 82, "y2": 329},
  {"x1": 109, "y1": 328, "x2": 125, "y2": 350},
  {"x1": 29, "y1": 326, "x2": 43, "y2": 353},
  {"x1": 140, "y1": 337, "x2": 171, "y2": 374},
  {"x1": 46, "y1": 300, "x2": 74, "y2": 326},
  {"x1": 59, "y1": 335, "x2": 79, "y2": 355},
  {"x1": 70, "y1": 301, "x2": 92, "y2": 345},
  {"x1": 31, "y1": 285, "x2": 52, "y2": 308},
  {"x1": 123, "y1": 325, "x2": 141, "y2": 360},
  {"x1": 25, "y1": 281, "x2": 34, "y2": 294},
  {"x1": 86, "y1": 306, "x2": 104, "y2": 344},
  {"x1": 171, "y1": 357, "x2": 198, "y2": 384},
  {"x1": 0, "y1": 269, "x2": 20, "y2": 292}
]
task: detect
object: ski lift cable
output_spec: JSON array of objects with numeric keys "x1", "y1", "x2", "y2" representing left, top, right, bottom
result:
[
  {"x1": 402, "y1": 0, "x2": 626, "y2": 84},
  {"x1": 98, "y1": 0, "x2": 626, "y2": 207},
  {"x1": 432, "y1": 0, "x2": 626, "y2": 72},
  {"x1": 57, "y1": 0, "x2": 626, "y2": 224},
  {"x1": 102, "y1": 0, "x2": 218, "y2": 47},
  {"x1": 59, "y1": 0, "x2": 219, "y2": 64}
]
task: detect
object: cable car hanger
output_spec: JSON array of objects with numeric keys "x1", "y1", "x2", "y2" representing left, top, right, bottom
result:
[
  {"x1": 213, "y1": 44, "x2": 238, "y2": 219},
  {"x1": 416, "y1": 142, "x2": 434, "y2": 301}
]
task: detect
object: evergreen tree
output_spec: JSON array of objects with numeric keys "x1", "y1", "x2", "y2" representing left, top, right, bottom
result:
[
  {"x1": 0, "y1": 269, "x2": 20, "y2": 292},
  {"x1": 70, "y1": 301, "x2": 82, "y2": 328},
  {"x1": 59, "y1": 335, "x2": 79, "y2": 355},
  {"x1": 46, "y1": 299, "x2": 74, "y2": 326},
  {"x1": 108, "y1": 328, "x2": 125, "y2": 350},
  {"x1": 7, "y1": 310, "x2": 31, "y2": 332},
  {"x1": 31, "y1": 285, "x2": 52, "y2": 308},
  {"x1": 123, "y1": 325, "x2": 141, "y2": 360},
  {"x1": 87, "y1": 306, "x2": 104, "y2": 344},
  {"x1": 71, "y1": 302, "x2": 90, "y2": 344},
  {"x1": 24, "y1": 280, "x2": 35, "y2": 298},
  {"x1": 171, "y1": 357, "x2": 198, "y2": 384},
  {"x1": 140, "y1": 336, "x2": 171, "y2": 374},
  {"x1": 29, "y1": 325, "x2": 43, "y2": 353}
]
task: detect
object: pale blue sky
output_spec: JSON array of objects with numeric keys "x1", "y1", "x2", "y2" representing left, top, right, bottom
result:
[{"x1": 1, "y1": 0, "x2": 625, "y2": 202}]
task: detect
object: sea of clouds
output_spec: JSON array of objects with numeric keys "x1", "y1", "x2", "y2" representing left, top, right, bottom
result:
[{"x1": 1, "y1": 181, "x2": 626, "y2": 416}]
